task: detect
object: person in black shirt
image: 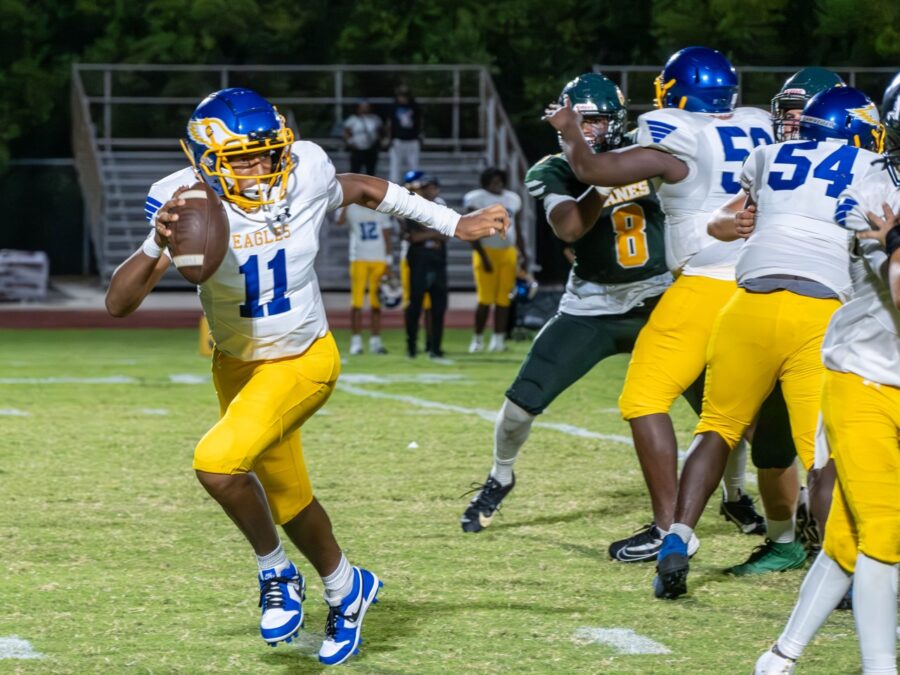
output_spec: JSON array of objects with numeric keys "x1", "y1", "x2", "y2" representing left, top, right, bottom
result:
[
  {"x1": 388, "y1": 85, "x2": 423, "y2": 183},
  {"x1": 401, "y1": 170, "x2": 448, "y2": 358}
]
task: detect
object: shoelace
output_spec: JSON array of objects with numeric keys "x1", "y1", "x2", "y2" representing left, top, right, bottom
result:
[
  {"x1": 460, "y1": 478, "x2": 501, "y2": 502},
  {"x1": 324, "y1": 605, "x2": 350, "y2": 639},
  {"x1": 258, "y1": 576, "x2": 294, "y2": 609}
]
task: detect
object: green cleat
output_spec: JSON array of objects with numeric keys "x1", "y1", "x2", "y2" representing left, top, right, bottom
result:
[{"x1": 726, "y1": 539, "x2": 807, "y2": 576}]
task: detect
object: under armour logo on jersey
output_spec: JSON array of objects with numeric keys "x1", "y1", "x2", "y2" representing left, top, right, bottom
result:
[
  {"x1": 645, "y1": 120, "x2": 677, "y2": 143},
  {"x1": 834, "y1": 196, "x2": 858, "y2": 227}
]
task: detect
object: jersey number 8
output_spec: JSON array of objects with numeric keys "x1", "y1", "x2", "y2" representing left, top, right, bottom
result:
[{"x1": 611, "y1": 204, "x2": 649, "y2": 269}]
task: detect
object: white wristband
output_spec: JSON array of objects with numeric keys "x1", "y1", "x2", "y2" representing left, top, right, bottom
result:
[
  {"x1": 375, "y1": 182, "x2": 460, "y2": 237},
  {"x1": 142, "y1": 233, "x2": 164, "y2": 259}
]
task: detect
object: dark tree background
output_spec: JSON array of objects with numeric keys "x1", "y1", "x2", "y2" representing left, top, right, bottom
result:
[{"x1": 2, "y1": 0, "x2": 897, "y2": 272}]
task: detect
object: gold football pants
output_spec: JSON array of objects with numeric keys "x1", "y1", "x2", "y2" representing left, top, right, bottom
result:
[
  {"x1": 822, "y1": 369, "x2": 900, "y2": 573},
  {"x1": 350, "y1": 260, "x2": 388, "y2": 310},
  {"x1": 193, "y1": 332, "x2": 340, "y2": 524},
  {"x1": 695, "y1": 289, "x2": 840, "y2": 469},
  {"x1": 619, "y1": 274, "x2": 737, "y2": 419},
  {"x1": 473, "y1": 246, "x2": 518, "y2": 307}
]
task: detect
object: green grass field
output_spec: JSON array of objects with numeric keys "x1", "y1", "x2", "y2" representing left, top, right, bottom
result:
[{"x1": 0, "y1": 328, "x2": 862, "y2": 673}]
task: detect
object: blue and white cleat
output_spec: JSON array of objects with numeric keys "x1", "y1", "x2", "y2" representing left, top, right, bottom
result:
[
  {"x1": 653, "y1": 533, "x2": 690, "y2": 599},
  {"x1": 318, "y1": 567, "x2": 382, "y2": 666},
  {"x1": 258, "y1": 561, "x2": 305, "y2": 646}
]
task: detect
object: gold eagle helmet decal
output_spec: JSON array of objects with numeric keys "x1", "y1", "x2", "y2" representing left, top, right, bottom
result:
[{"x1": 187, "y1": 117, "x2": 244, "y2": 148}]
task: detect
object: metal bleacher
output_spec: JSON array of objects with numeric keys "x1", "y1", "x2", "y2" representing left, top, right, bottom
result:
[{"x1": 71, "y1": 64, "x2": 534, "y2": 289}]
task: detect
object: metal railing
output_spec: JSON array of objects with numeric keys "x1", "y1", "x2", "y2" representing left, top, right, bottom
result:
[
  {"x1": 71, "y1": 63, "x2": 534, "y2": 283},
  {"x1": 593, "y1": 64, "x2": 898, "y2": 111}
]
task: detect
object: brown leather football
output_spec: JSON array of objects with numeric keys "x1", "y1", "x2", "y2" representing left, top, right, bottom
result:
[{"x1": 168, "y1": 182, "x2": 230, "y2": 284}]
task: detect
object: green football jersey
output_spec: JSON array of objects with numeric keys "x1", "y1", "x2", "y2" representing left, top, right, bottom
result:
[{"x1": 525, "y1": 153, "x2": 668, "y2": 285}]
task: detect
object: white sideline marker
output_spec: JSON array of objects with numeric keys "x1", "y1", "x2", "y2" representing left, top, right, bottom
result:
[
  {"x1": 0, "y1": 409, "x2": 29, "y2": 416},
  {"x1": 140, "y1": 408, "x2": 169, "y2": 416},
  {"x1": 0, "y1": 636, "x2": 42, "y2": 659},
  {"x1": 168, "y1": 374, "x2": 209, "y2": 384},
  {"x1": 337, "y1": 383, "x2": 633, "y2": 446},
  {"x1": 573, "y1": 627, "x2": 671, "y2": 655},
  {"x1": 0, "y1": 376, "x2": 136, "y2": 384}
]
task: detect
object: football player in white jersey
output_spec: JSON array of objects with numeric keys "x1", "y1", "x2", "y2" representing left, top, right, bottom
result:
[
  {"x1": 463, "y1": 167, "x2": 527, "y2": 353},
  {"x1": 546, "y1": 46, "x2": 780, "y2": 561},
  {"x1": 104, "y1": 88, "x2": 507, "y2": 665},
  {"x1": 653, "y1": 86, "x2": 885, "y2": 600},
  {"x1": 756, "y1": 74, "x2": 900, "y2": 675},
  {"x1": 336, "y1": 203, "x2": 395, "y2": 355}
]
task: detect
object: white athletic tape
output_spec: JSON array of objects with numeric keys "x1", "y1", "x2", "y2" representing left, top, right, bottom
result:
[
  {"x1": 173, "y1": 254, "x2": 204, "y2": 268},
  {"x1": 0, "y1": 636, "x2": 42, "y2": 659},
  {"x1": 573, "y1": 627, "x2": 671, "y2": 655}
]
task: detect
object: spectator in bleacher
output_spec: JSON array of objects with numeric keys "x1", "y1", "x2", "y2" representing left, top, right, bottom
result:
[
  {"x1": 387, "y1": 85, "x2": 423, "y2": 184},
  {"x1": 342, "y1": 100, "x2": 383, "y2": 176},
  {"x1": 336, "y1": 204, "x2": 395, "y2": 355},
  {"x1": 401, "y1": 170, "x2": 448, "y2": 359},
  {"x1": 464, "y1": 168, "x2": 526, "y2": 353}
]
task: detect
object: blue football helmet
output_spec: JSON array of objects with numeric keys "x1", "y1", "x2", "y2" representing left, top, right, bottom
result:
[
  {"x1": 180, "y1": 88, "x2": 295, "y2": 209},
  {"x1": 654, "y1": 46, "x2": 738, "y2": 113},
  {"x1": 402, "y1": 170, "x2": 438, "y2": 189},
  {"x1": 799, "y1": 86, "x2": 885, "y2": 152},
  {"x1": 881, "y1": 72, "x2": 900, "y2": 185}
]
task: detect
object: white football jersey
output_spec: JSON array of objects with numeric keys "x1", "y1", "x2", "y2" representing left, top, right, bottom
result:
[
  {"x1": 145, "y1": 141, "x2": 343, "y2": 361},
  {"x1": 635, "y1": 106, "x2": 774, "y2": 278},
  {"x1": 343, "y1": 204, "x2": 393, "y2": 262},
  {"x1": 738, "y1": 139, "x2": 884, "y2": 301},
  {"x1": 822, "y1": 172, "x2": 900, "y2": 386},
  {"x1": 462, "y1": 188, "x2": 521, "y2": 248}
]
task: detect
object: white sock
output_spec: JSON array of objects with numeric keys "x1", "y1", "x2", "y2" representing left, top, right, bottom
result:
[
  {"x1": 369, "y1": 335, "x2": 382, "y2": 348},
  {"x1": 350, "y1": 334, "x2": 362, "y2": 348},
  {"x1": 669, "y1": 523, "x2": 693, "y2": 545},
  {"x1": 777, "y1": 552, "x2": 852, "y2": 660},
  {"x1": 322, "y1": 553, "x2": 354, "y2": 606},
  {"x1": 257, "y1": 541, "x2": 289, "y2": 573},
  {"x1": 490, "y1": 398, "x2": 535, "y2": 486},
  {"x1": 488, "y1": 333, "x2": 505, "y2": 351},
  {"x1": 767, "y1": 518, "x2": 796, "y2": 544},
  {"x1": 721, "y1": 439, "x2": 747, "y2": 502},
  {"x1": 471, "y1": 333, "x2": 483, "y2": 345},
  {"x1": 853, "y1": 553, "x2": 898, "y2": 674}
]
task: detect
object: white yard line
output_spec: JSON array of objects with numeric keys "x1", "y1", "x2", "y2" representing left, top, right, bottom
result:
[
  {"x1": 0, "y1": 636, "x2": 42, "y2": 659},
  {"x1": 573, "y1": 627, "x2": 671, "y2": 654},
  {"x1": 337, "y1": 383, "x2": 634, "y2": 446},
  {"x1": 0, "y1": 409, "x2": 29, "y2": 416},
  {"x1": 0, "y1": 376, "x2": 136, "y2": 384}
]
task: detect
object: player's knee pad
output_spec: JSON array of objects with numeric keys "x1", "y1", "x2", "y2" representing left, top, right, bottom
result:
[
  {"x1": 495, "y1": 398, "x2": 536, "y2": 453},
  {"x1": 694, "y1": 408, "x2": 744, "y2": 451},
  {"x1": 618, "y1": 375, "x2": 682, "y2": 420},
  {"x1": 193, "y1": 424, "x2": 249, "y2": 474},
  {"x1": 858, "y1": 519, "x2": 900, "y2": 566},
  {"x1": 750, "y1": 442, "x2": 796, "y2": 469},
  {"x1": 824, "y1": 527, "x2": 859, "y2": 574}
]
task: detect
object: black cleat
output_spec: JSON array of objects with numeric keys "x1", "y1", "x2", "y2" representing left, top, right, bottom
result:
[
  {"x1": 609, "y1": 523, "x2": 700, "y2": 563},
  {"x1": 460, "y1": 473, "x2": 515, "y2": 533},
  {"x1": 653, "y1": 534, "x2": 690, "y2": 599},
  {"x1": 720, "y1": 490, "x2": 766, "y2": 535}
]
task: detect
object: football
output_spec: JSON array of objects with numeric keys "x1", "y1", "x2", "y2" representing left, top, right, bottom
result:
[{"x1": 168, "y1": 182, "x2": 230, "y2": 284}]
